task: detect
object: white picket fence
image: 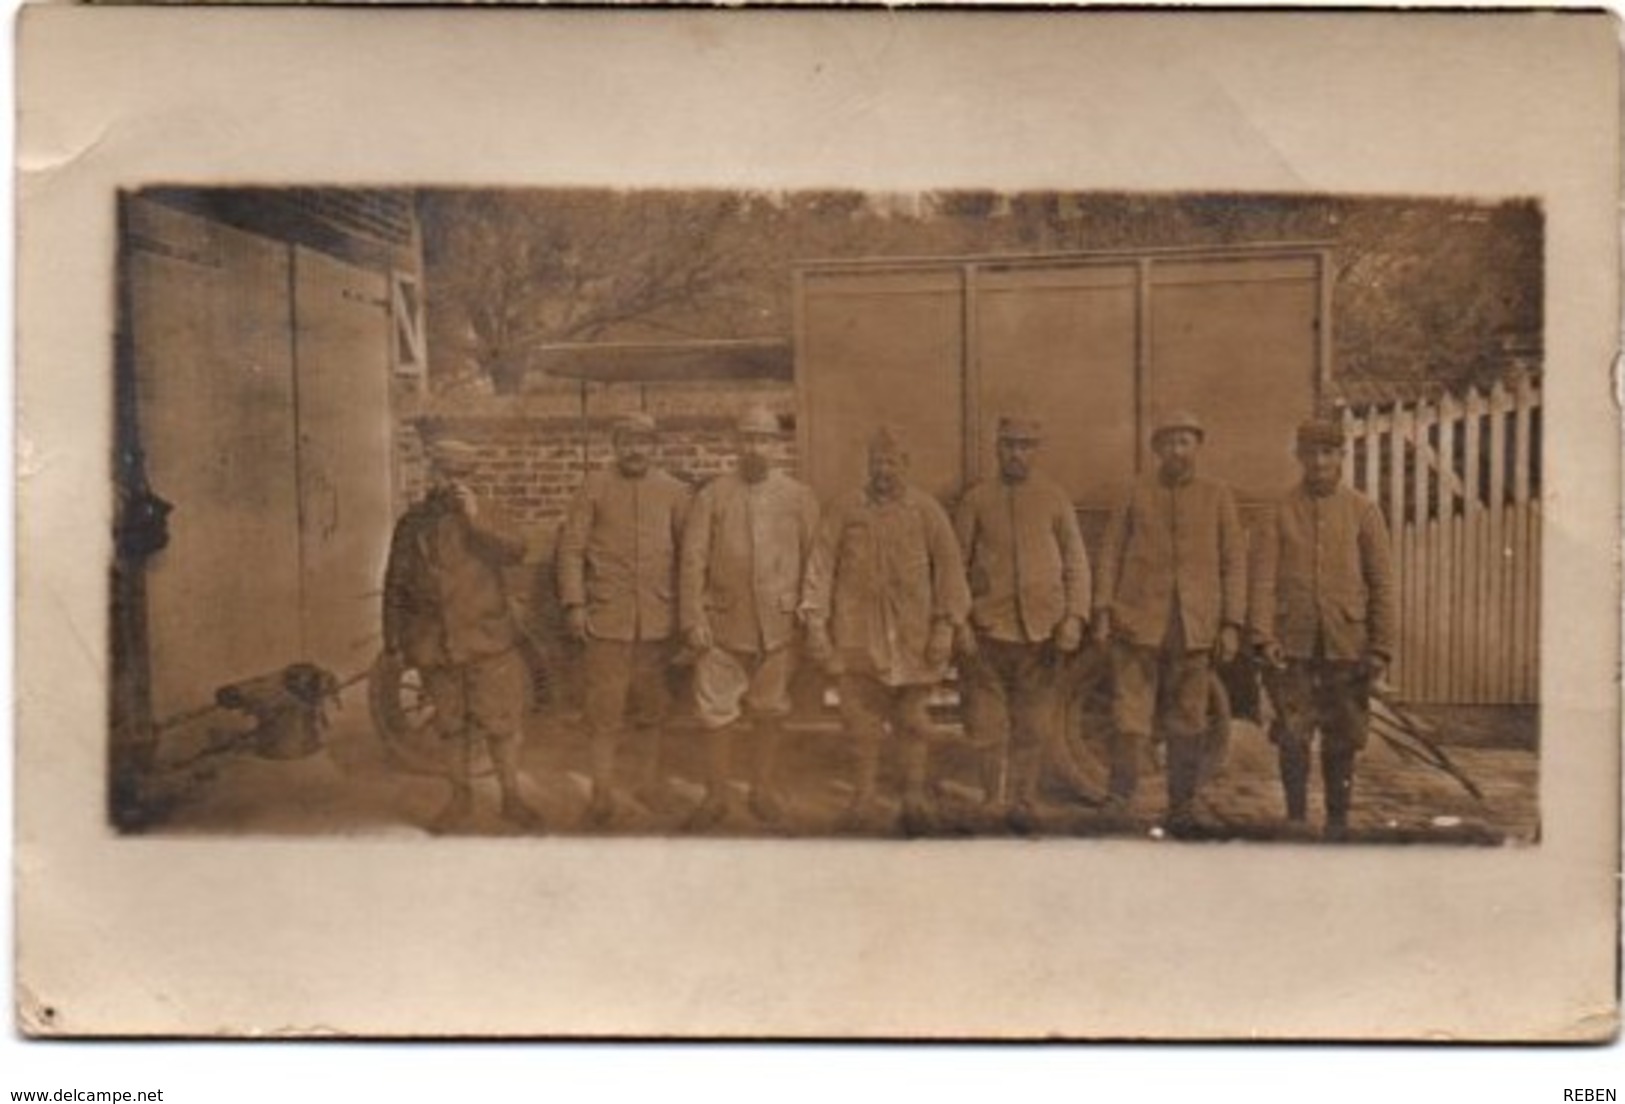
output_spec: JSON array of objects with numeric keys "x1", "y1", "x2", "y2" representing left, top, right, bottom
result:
[{"x1": 1342, "y1": 378, "x2": 1540, "y2": 705}]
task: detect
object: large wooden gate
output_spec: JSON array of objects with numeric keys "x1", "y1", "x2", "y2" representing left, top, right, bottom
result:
[{"x1": 1342, "y1": 378, "x2": 1541, "y2": 705}]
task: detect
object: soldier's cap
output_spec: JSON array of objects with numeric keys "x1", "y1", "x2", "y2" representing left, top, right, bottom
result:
[
  {"x1": 613, "y1": 411, "x2": 658, "y2": 436},
  {"x1": 426, "y1": 438, "x2": 481, "y2": 469},
  {"x1": 736, "y1": 405, "x2": 781, "y2": 435},
  {"x1": 1296, "y1": 418, "x2": 1347, "y2": 448},
  {"x1": 996, "y1": 416, "x2": 1043, "y2": 442},
  {"x1": 1151, "y1": 410, "x2": 1205, "y2": 443},
  {"x1": 868, "y1": 425, "x2": 908, "y2": 457}
]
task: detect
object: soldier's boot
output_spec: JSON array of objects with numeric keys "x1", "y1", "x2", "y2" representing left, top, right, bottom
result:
[
  {"x1": 686, "y1": 727, "x2": 737, "y2": 832},
  {"x1": 1164, "y1": 727, "x2": 1210, "y2": 838},
  {"x1": 428, "y1": 735, "x2": 476, "y2": 835},
  {"x1": 978, "y1": 747, "x2": 1007, "y2": 817},
  {"x1": 631, "y1": 729, "x2": 678, "y2": 817},
  {"x1": 1322, "y1": 743, "x2": 1356, "y2": 841},
  {"x1": 838, "y1": 741, "x2": 883, "y2": 831},
  {"x1": 747, "y1": 720, "x2": 789, "y2": 825},
  {"x1": 429, "y1": 784, "x2": 475, "y2": 834},
  {"x1": 1005, "y1": 744, "x2": 1044, "y2": 837},
  {"x1": 1277, "y1": 732, "x2": 1311, "y2": 823},
  {"x1": 1106, "y1": 729, "x2": 1144, "y2": 811},
  {"x1": 492, "y1": 732, "x2": 546, "y2": 833},
  {"x1": 585, "y1": 735, "x2": 619, "y2": 828},
  {"x1": 899, "y1": 739, "x2": 937, "y2": 838}
]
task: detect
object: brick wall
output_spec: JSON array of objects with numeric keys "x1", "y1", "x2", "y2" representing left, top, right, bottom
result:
[{"x1": 398, "y1": 406, "x2": 801, "y2": 543}]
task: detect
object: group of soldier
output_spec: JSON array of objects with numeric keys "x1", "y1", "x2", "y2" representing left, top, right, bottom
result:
[{"x1": 383, "y1": 402, "x2": 1396, "y2": 841}]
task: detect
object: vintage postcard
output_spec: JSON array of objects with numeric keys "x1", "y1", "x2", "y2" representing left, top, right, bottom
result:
[{"x1": 15, "y1": 7, "x2": 1620, "y2": 1039}]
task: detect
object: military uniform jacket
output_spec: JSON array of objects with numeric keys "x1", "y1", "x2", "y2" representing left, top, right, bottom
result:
[
  {"x1": 383, "y1": 490, "x2": 526, "y2": 668},
  {"x1": 1095, "y1": 471, "x2": 1245, "y2": 650},
  {"x1": 955, "y1": 473, "x2": 1092, "y2": 643},
  {"x1": 679, "y1": 470, "x2": 820, "y2": 654},
  {"x1": 557, "y1": 467, "x2": 691, "y2": 643},
  {"x1": 1247, "y1": 482, "x2": 1397, "y2": 662},
  {"x1": 803, "y1": 484, "x2": 972, "y2": 687}
]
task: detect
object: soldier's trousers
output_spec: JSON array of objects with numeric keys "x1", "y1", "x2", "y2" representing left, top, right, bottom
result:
[
  {"x1": 423, "y1": 647, "x2": 529, "y2": 795},
  {"x1": 1262, "y1": 659, "x2": 1370, "y2": 825},
  {"x1": 1109, "y1": 640, "x2": 1211, "y2": 813},
  {"x1": 582, "y1": 639, "x2": 673, "y2": 775},
  {"x1": 837, "y1": 674, "x2": 935, "y2": 803},
  {"x1": 960, "y1": 636, "x2": 1061, "y2": 803},
  {"x1": 425, "y1": 647, "x2": 528, "y2": 748},
  {"x1": 838, "y1": 674, "x2": 934, "y2": 745}
]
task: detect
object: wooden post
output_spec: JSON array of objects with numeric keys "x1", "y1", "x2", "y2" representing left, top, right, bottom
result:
[
  {"x1": 1363, "y1": 409, "x2": 1381, "y2": 502},
  {"x1": 1384, "y1": 404, "x2": 1406, "y2": 687},
  {"x1": 962, "y1": 263, "x2": 981, "y2": 492},
  {"x1": 1392, "y1": 405, "x2": 1413, "y2": 696},
  {"x1": 1528, "y1": 498, "x2": 1542, "y2": 702},
  {"x1": 1462, "y1": 386, "x2": 1484, "y2": 704},
  {"x1": 1487, "y1": 382, "x2": 1509, "y2": 700},
  {"x1": 1342, "y1": 407, "x2": 1358, "y2": 488},
  {"x1": 1417, "y1": 401, "x2": 1443, "y2": 702},
  {"x1": 1511, "y1": 376, "x2": 1535, "y2": 702},
  {"x1": 1437, "y1": 391, "x2": 1457, "y2": 699}
]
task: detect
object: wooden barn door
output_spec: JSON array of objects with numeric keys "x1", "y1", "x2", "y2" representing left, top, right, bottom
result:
[
  {"x1": 125, "y1": 200, "x2": 398, "y2": 721},
  {"x1": 292, "y1": 246, "x2": 395, "y2": 682},
  {"x1": 126, "y1": 200, "x2": 304, "y2": 720}
]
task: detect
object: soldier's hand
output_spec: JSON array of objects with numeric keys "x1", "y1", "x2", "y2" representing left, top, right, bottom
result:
[
  {"x1": 925, "y1": 621, "x2": 955, "y2": 668},
  {"x1": 686, "y1": 624, "x2": 714, "y2": 653},
  {"x1": 1054, "y1": 615, "x2": 1084, "y2": 654},
  {"x1": 953, "y1": 622, "x2": 980, "y2": 661},
  {"x1": 565, "y1": 606, "x2": 589, "y2": 643},
  {"x1": 1090, "y1": 609, "x2": 1113, "y2": 648},
  {"x1": 1363, "y1": 651, "x2": 1390, "y2": 685},
  {"x1": 1216, "y1": 624, "x2": 1241, "y2": 663},
  {"x1": 1258, "y1": 640, "x2": 1286, "y2": 669}
]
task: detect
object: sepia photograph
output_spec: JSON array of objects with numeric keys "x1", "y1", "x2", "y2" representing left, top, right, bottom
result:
[
  {"x1": 14, "y1": 6, "x2": 1618, "y2": 1046},
  {"x1": 112, "y1": 186, "x2": 1544, "y2": 847}
]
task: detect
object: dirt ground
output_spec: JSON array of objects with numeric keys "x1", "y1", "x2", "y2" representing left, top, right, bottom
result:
[{"x1": 148, "y1": 673, "x2": 1539, "y2": 846}]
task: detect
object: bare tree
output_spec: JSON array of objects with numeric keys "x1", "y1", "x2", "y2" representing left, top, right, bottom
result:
[{"x1": 420, "y1": 190, "x2": 778, "y2": 393}]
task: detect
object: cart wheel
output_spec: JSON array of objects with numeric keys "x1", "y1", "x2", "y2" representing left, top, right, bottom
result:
[
  {"x1": 1046, "y1": 654, "x2": 1233, "y2": 799},
  {"x1": 1047, "y1": 649, "x2": 1114, "y2": 803},
  {"x1": 1198, "y1": 673, "x2": 1232, "y2": 785},
  {"x1": 366, "y1": 651, "x2": 494, "y2": 778}
]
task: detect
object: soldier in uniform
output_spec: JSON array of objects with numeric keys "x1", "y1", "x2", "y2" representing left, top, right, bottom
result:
[
  {"x1": 803, "y1": 426, "x2": 971, "y2": 835},
  {"x1": 1248, "y1": 417, "x2": 1397, "y2": 839},
  {"x1": 1093, "y1": 411, "x2": 1245, "y2": 834},
  {"x1": 679, "y1": 405, "x2": 821, "y2": 829},
  {"x1": 557, "y1": 411, "x2": 691, "y2": 827},
  {"x1": 954, "y1": 416, "x2": 1092, "y2": 834},
  {"x1": 383, "y1": 438, "x2": 544, "y2": 833}
]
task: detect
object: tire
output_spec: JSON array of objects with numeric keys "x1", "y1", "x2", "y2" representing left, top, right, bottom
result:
[
  {"x1": 1046, "y1": 648, "x2": 1114, "y2": 802},
  {"x1": 1046, "y1": 653, "x2": 1234, "y2": 799},
  {"x1": 1199, "y1": 673, "x2": 1233, "y2": 785}
]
